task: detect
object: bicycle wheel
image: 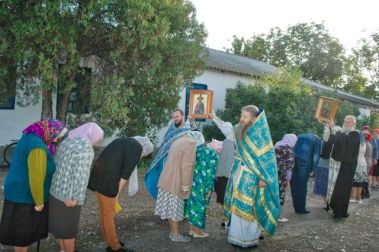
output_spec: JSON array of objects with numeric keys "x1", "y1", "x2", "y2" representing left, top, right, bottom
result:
[{"x1": 3, "y1": 142, "x2": 17, "y2": 167}]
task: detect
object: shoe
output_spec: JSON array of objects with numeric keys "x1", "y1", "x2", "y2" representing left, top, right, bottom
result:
[
  {"x1": 106, "y1": 247, "x2": 133, "y2": 252},
  {"x1": 342, "y1": 213, "x2": 350, "y2": 218},
  {"x1": 349, "y1": 199, "x2": 357, "y2": 203},
  {"x1": 106, "y1": 242, "x2": 126, "y2": 252},
  {"x1": 278, "y1": 217, "x2": 288, "y2": 223},
  {"x1": 189, "y1": 230, "x2": 209, "y2": 238},
  {"x1": 334, "y1": 213, "x2": 349, "y2": 219},
  {"x1": 170, "y1": 234, "x2": 191, "y2": 242},
  {"x1": 324, "y1": 202, "x2": 330, "y2": 212},
  {"x1": 358, "y1": 200, "x2": 363, "y2": 204},
  {"x1": 295, "y1": 210, "x2": 310, "y2": 214}
]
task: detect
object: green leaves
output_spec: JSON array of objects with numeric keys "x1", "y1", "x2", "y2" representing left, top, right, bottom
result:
[
  {"x1": 228, "y1": 22, "x2": 345, "y2": 87},
  {"x1": 227, "y1": 22, "x2": 379, "y2": 101},
  {"x1": 204, "y1": 69, "x2": 359, "y2": 143},
  {"x1": 1, "y1": 0, "x2": 206, "y2": 134}
]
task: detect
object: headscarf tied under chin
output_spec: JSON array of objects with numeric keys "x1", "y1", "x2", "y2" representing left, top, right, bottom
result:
[
  {"x1": 69, "y1": 122, "x2": 104, "y2": 145},
  {"x1": 188, "y1": 131, "x2": 205, "y2": 147},
  {"x1": 275, "y1": 134, "x2": 298, "y2": 148},
  {"x1": 23, "y1": 118, "x2": 66, "y2": 155}
]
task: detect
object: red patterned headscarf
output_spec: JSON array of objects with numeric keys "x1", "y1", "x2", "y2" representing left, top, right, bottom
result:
[{"x1": 23, "y1": 119, "x2": 66, "y2": 155}]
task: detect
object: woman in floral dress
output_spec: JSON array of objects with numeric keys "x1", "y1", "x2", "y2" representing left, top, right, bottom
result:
[
  {"x1": 184, "y1": 143, "x2": 218, "y2": 238},
  {"x1": 274, "y1": 134, "x2": 297, "y2": 223}
]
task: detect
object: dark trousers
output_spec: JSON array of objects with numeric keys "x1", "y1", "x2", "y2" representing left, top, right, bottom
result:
[
  {"x1": 362, "y1": 182, "x2": 370, "y2": 198},
  {"x1": 290, "y1": 163, "x2": 310, "y2": 213}
]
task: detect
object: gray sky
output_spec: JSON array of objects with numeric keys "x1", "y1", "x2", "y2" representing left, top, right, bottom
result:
[{"x1": 190, "y1": 0, "x2": 379, "y2": 51}]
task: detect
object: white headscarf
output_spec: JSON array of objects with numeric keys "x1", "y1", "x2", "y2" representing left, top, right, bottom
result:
[
  {"x1": 187, "y1": 131, "x2": 205, "y2": 147},
  {"x1": 132, "y1": 136, "x2": 154, "y2": 157}
]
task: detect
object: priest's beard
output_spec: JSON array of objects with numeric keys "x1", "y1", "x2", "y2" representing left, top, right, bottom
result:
[
  {"x1": 174, "y1": 120, "x2": 183, "y2": 128},
  {"x1": 342, "y1": 126, "x2": 354, "y2": 133},
  {"x1": 235, "y1": 121, "x2": 253, "y2": 142}
]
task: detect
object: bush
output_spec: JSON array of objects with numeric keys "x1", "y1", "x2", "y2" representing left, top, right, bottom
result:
[{"x1": 202, "y1": 68, "x2": 361, "y2": 143}]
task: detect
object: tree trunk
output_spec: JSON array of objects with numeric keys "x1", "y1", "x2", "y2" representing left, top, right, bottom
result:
[
  {"x1": 56, "y1": 92, "x2": 69, "y2": 122},
  {"x1": 41, "y1": 89, "x2": 53, "y2": 119}
]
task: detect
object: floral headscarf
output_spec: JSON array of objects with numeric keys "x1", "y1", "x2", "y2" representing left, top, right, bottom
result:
[{"x1": 23, "y1": 119, "x2": 66, "y2": 155}]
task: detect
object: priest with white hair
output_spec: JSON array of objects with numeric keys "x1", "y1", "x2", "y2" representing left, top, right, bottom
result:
[{"x1": 321, "y1": 115, "x2": 361, "y2": 219}]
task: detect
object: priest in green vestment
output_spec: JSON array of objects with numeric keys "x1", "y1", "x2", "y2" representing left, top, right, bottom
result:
[{"x1": 210, "y1": 105, "x2": 280, "y2": 248}]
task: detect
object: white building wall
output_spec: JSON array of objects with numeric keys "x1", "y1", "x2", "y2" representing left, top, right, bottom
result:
[
  {"x1": 1, "y1": 68, "x2": 374, "y2": 146},
  {"x1": 358, "y1": 107, "x2": 371, "y2": 119},
  {"x1": 0, "y1": 98, "x2": 42, "y2": 146},
  {"x1": 177, "y1": 69, "x2": 255, "y2": 112}
]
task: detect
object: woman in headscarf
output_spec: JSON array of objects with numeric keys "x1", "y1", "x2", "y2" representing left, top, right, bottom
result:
[
  {"x1": 291, "y1": 133, "x2": 321, "y2": 214},
  {"x1": 274, "y1": 134, "x2": 297, "y2": 222},
  {"x1": 350, "y1": 126, "x2": 369, "y2": 204},
  {"x1": 88, "y1": 136, "x2": 153, "y2": 252},
  {"x1": 49, "y1": 122, "x2": 104, "y2": 252},
  {"x1": 184, "y1": 131, "x2": 218, "y2": 238},
  {"x1": 0, "y1": 119, "x2": 66, "y2": 252},
  {"x1": 314, "y1": 142, "x2": 330, "y2": 208}
]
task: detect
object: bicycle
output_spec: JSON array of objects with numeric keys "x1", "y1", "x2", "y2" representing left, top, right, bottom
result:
[{"x1": 3, "y1": 140, "x2": 18, "y2": 167}]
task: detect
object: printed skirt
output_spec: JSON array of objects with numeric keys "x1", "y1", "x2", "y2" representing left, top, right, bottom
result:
[
  {"x1": 313, "y1": 166, "x2": 329, "y2": 197},
  {"x1": 155, "y1": 189, "x2": 184, "y2": 221}
]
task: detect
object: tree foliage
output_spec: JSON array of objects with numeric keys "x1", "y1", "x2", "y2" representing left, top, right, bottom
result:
[
  {"x1": 227, "y1": 22, "x2": 379, "y2": 101},
  {"x1": 203, "y1": 68, "x2": 360, "y2": 143},
  {"x1": 344, "y1": 32, "x2": 379, "y2": 100},
  {"x1": 228, "y1": 22, "x2": 345, "y2": 87},
  {"x1": 0, "y1": 0, "x2": 207, "y2": 135}
]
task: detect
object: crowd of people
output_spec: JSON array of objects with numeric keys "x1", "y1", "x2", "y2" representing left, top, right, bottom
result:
[{"x1": 0, "y1": 104, "x2": 378, "y2": 252}]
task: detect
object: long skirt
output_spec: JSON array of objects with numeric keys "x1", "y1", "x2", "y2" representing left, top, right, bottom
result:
[
  {"x1": 48, "y1": 195, "x2": 82, "y2": 239},
  {"x1": 327, "y1": 158, "x2": 341, "y2": 201},
  {"x1": 228, "y1": 213, "x2": 261, "y2": 248},
  {"x1": 227, "y1": 165, "x2": 261, "y2": 248},
  {"x1": 313, "y1": 160, "x2": 329, "y2": 197},
  {"x1": 0, "y1": 199, "x2": 48, "y2": 247},
  {"x1": 155, "y1": 189, "x2": 184, "y2": 221},
  {"x1": 215, "y1": 176, "x2": 228, "y2": 204},
  {"x1": 330, "y1": 161, "x2": 357, "y2": 217},
  {"x1": 278, "y1": 168, "x2": 288, "y2": 206}
]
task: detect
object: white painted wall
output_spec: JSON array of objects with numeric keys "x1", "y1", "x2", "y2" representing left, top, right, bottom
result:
[
  {"x1": 177, "y1": 69, "x2": 254, "y2": 112},
  {"x1": 0, "y1": 90, "x2": 58, "y2": 146},
  {"x1": 0, "y1": 68, "x2": 374, "y2": 146},
  {"x1": 0, "y1": 100, "x2": 41, "y2": 146},
  {"x1": 358, "y1": 107, "x2": 371, "y2": 119}
]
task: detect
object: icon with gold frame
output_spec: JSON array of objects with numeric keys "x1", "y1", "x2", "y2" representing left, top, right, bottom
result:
[
  {"x1": 189, "y1": 89, "x2": 214, "y2": 119},
  {"x1": 315, "y1": 96, "x2": 339, "y2": 123}
]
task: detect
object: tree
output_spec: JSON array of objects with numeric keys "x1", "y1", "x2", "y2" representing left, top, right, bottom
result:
[
  {"x1": 0, "y1": 0, "x2": 207, "y2": 135},
  {"x1": 346, "y1": 31, "x2": 379, "y2": 100},
  {"x1": 203, "y1": 68, "x2": 360, "y2": 142},
  {"x1": 227, "y1": 22, "x2": 346, "y2": 87}
]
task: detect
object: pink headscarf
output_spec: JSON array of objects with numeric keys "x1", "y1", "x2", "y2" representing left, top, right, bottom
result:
[
  {"x1": 275, "y1": 134, "x2": 298, "y2": 148},
  {"x1": 207, "y1": 139, "x2": 223, "y2": 153},
  {"x1": 68, "y1": 122, "x2": 104, "y2": 145}
]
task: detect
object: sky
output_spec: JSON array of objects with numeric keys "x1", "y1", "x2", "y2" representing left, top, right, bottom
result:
[{"x1": 190, "y1": 0, "x2": 379, "y2": 52}]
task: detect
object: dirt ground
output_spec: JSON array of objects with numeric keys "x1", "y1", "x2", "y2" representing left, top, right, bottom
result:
[{"x1": 0, "y1": 168, "x2": 379, "y2": 252}]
